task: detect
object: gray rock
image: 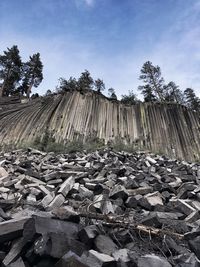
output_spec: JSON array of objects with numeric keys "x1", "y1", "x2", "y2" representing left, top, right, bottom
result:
[
  {"x1": 138, "y1": 254, "x2": 172, "y2": 267},
  {"x1": 0, "y1": 167, "x2": 9, "y2": 179},
  {"x1": 48, "y1": 194, "x2": 65, "y2": 210},
  {"x1": 41, "y1": 193, "x2": 54, "y2": 208},
  {"x1": 127, "y1": 186, "x2": 153, "y2": 196},
  {"x1": 125, "y1": 196, "x2": 138, "y2": 208},
  {"x1": 189, "y1": 236, "x2": 200, "y2": 260},
  {"x1": 79, "y1": 225, "x2": 99, "y2": 246},
  {"x1": 110, "y1": 185, "x2": 128, "y2": 200},
  {"x1": 175, "y1": 199, "x2": 196, "y2": 216},
  {"x1": 85, "y1": 250, "x2": 117, "y2": 267},
  {"x1": 52, "y1": 206, "x2": 80, "y2": 223},
  {"x1": 58, "y1": 176, "x2": 75, "y2": 197},
  {"x1": 94, "y1": 235, "x2": 118, "y2": 255},
  {"x1": 55, "y1": 251, "x2": 89, "y2": 267},
  {"x1": 7, "y1": 257, "x2": 26, "y2": 267},
  {"x1": 185, "y1": 210, "x2": 200, "y2": 223},
  {"x1": 112, "y1": 249, "x2": 130, "y2": 262}
]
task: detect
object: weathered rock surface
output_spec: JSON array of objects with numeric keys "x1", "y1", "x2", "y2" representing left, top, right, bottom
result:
[
  {"x1": 0, "y1": 148, "x2": 199, "y2": 266},
  {"x1": 0, "y1": 91, "x2": 199, "y2": 161}
]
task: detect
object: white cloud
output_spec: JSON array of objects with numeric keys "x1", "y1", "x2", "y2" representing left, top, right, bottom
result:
[
  {"x1": 84, "y1": 0, "x2": 95, "y2": 6},
  {"x1": 1, "y1": 0, "x2": 200, "y2": 99},
  {"x1": 149, "y1": 3, "x2": 200, "y2": 97},
  {"x1": 74, "y1": 0, "x2": 95, "y2": 8}
]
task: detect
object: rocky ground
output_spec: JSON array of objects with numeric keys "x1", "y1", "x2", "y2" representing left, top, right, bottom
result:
[{"x1": 0, "y1": 148, "x2": 199, "y2": 266}]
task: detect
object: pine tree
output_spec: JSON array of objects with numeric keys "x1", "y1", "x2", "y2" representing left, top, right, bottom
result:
[
  {"x1": 0, "y1": 45, "x2": 22, "y2": 96},
  {"x1": 139, "y1": 61, "x2": 165, "y2": 101},
  {"x1": 108, "y1": 88, "x2": 117, "y2": 100},
  {"x1": 23, "y1": 53, "x2": 43, "y2": 98},
  {"x1": 58, "y1": 77, "x2": 77, "y2": 92},
  {"x1": 138, "y1": 84, "x2": 156, "y2": 102},
  {"x1": 45, "y1": 89, "x2": 52, "y2": 96},
  {"x1": 184, "y1": 88, "x2": 200, "y2": 112},
  {"x1": 163, "y1": 81, "x2": 184, "y2": 104},
  {"x1": 78, "y1": 70, "x2": 93, "y2": 91},
  {"x1": 94, "y1": 78, "x2": 105, "y2": 93},
  {"x1": 121, "y1": 90, "x2": 138, "y2": 105}
]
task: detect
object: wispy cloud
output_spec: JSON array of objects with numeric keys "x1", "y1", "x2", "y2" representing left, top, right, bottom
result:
[
  {"x1": 74, "y1": 0, "x2": 95, "y2": 8},
  {"x1": 0, "y1": 0, "x2": 200, "y2": 98},
  {"x1": 84, "y1": 0, "x2": 95, "y2": 7},
  {"x1": 148, "y1": 1, "x2": 200, "y2": 97}
]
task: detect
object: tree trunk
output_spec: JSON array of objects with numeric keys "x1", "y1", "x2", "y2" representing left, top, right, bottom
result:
[
  {"x1": 26, "y1": 80, "x2": 34, "y2": 99},
  {"x1": 0, "y1": 68, "x2": 11, "y2": 97},
  {"x1": 149, "y1": 71, "x2": 164, "y2": 101}
]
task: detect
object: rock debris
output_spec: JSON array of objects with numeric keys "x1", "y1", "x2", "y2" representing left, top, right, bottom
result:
[{"x1": 0, "y1": 147, "x2": 199, "y2": 266}]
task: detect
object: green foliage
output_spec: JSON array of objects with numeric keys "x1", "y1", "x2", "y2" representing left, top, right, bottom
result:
[
  {"x1": 138, "y1": 84, "x2": 156, "y2": 102},
  {"x1": 45, "y1": 89, "x2": 52, "y2": 96},
  {"x1": 121, "y1": 90, "x2": 138, "y2": 105},
  {"x1": 31, "y1": 93, "x2": 39, "y2": 99},
  {"x1": 57, "y1": 70, "x2": 96, "y2": 94},
  {"x1": 0, "y1": 46, "x2": 43, "y2": 97},
  {"x1": 108, "y1": 88, "x2": 117, "y2": 100},
  {"x1": 78, "y1": 70, "x2": 94, "y2": 91},
  {"x1": 108, "y1": 137, "x2": 139, "y2": 153},
  {"x1": 163, "y1": 82, "x2": 184, "y2": 104},
  {"x1": 0, "y1": 45, "x2": 22, "y2": 96},
  {"x1": 138, "y1": 61, "x2": 195, "y2": 107},
  {"x1": 57, "y1": 77, "x2": 78, "y2": 93},
  {"x1": 139, "y1": 61, "x2": 165, "y2": 101},
  {"x1": 94, "y1": 78, "x2": 105, "y2": 93},
  {"x1": 84, "y1": 137, "x2": 105, "y2": 152},
  {"x1": 29, "y1": 131, "x2": 105, "y2": 153},
  {"x1": 64, "y1": 140, "x2": 84, "y2": 153},
  {"x1": 184, "y1": 88, "x2": 200, "y2": 112},
  {"x1": 21, "y1": 53, "x2": 43, "y2": 98}
]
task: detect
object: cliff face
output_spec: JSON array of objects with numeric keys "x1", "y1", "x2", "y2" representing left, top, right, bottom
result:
[{"x1": 0, "y1": 91, "x2": 199, "y2": 161}]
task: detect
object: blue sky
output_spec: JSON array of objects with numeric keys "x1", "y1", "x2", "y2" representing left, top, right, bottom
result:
[{"x1": 0, "y1": 0, "x2": 200, "y2": 97}]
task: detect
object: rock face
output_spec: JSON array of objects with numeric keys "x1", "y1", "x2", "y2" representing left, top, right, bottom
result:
[
  {"x1": 0, "y1": 148, "x2": 199, "y2": 266},
  {"x1": 0, "y1": 91, "x2": 200, "y2": 161}
]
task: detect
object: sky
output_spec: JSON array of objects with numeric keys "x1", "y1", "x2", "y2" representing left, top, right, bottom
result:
[{"x1": 0, "y1": 0, "x2": 200, "y2": 97}]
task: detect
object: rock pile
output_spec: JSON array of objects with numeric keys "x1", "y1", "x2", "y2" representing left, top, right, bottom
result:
[{"x1": 0, "y1": 147, "x2": 200, "y2": 266}]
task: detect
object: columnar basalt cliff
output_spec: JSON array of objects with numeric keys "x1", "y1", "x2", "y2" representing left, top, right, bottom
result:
[{"x1": 0, "y1": 91, "x2": 199, "y2": 161}]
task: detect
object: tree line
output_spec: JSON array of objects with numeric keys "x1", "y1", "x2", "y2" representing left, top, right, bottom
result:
[
  {"x1": 45, "y1": 70, "x2": 118, "y2": 100},
  {"x1": 137, "y1": 61, "x2": 200, "y2": 112},
  {"x1": 0, "y1": 45, "x2": 43, "y2": 98},
  {"x1": 52, "y1": 62, "x2": 200, "y2": 113},
  {"x1": 0, "y1": 45, "x2": 199, "y2": 113}
]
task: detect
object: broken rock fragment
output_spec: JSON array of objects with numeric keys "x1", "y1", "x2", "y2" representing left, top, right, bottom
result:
[
  {"x1": 0, "y1": 148, "x2": 199, "y2": 267},
  {"x1": 137, "y1": 254, "x2": 172, "y2": 267},
  {"x1": 55, "y1": 251, "x2": 88, "y2": 267},
  {"x1": 58, "y1": 176, "x2": 75, "y2": 197},
  {"x1": 109, "y1": 185, "x2": 128, "y2": 200},
  {"x1": 85, "y1": 250, "x2": 117, "y2": 267},
  {"x1": 94, "y1": 235, "x2": 118, "y2": 255}
]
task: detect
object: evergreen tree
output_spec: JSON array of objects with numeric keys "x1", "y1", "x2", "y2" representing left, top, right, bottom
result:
[
  {"x1": 58, "y1": 77, "x2": 77, "y2": 92},
  {"x1": 23, "y1": 53, "x2": 43, "y2": 98},
  {"x1": 138, "y1": 84, "x2": 156, "y2": 102},
  {"x1": 31, "y1": 93, "x2": 39, "y2": 99},
  {"x1": 139, "y1": 61, "x2": 165, "y2": 101},
  {"x1": 45, "y1": 89, "x2": 52, "y2": 96},
  {"x1": 0, "y1": 45, "x2": 22, "y2": 96},
  {"x1": 184, "y1": 88, "x2": 200, "y2": 112},
  {"x1": 121, "y1": 90, "x2": 138, "y2": 105},
  {"x1": 94, "y1": 78, "x2": 105, "y2": 93},
  {"x1": 163, "y1": 81, "x2": 184, "y2": 104},
  {"x1": 78, "y1": 70, "x2": 93, "y2": 91},
  {"x1": 108, "y1": 88, "x2": 117, "y2": 100},
  {"x1": 17, "y1": 63, "x2": 29, "y2": 95}
]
